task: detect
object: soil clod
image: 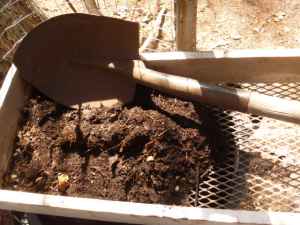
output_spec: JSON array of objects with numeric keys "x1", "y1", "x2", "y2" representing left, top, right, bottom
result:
[{"x1": 3, "y1": 88, "x2": 221, "y2": 205}]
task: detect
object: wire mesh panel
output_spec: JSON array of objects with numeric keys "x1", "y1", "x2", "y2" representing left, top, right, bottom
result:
[
  {"x1": 0, "y1": 0, "x2": 43, "y2": 79},
  {"x1": 1, "y1": 0, "x2": 300, "y2": 215},
  {"x1": 189, "y1": 83, "x2": 300, "y2": 212}
]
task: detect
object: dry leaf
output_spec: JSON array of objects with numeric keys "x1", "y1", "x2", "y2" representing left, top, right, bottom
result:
[
  {"x1": 146, "y1": 156, "x2": 154, "y2": 162},
  {"x1": 58, "y1": 173, "x2": 70, "y2": 192}
]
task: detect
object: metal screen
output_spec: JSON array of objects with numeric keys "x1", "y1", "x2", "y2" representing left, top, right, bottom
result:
[
  {"x1": 189, "y1": 83, "x2": 300, "y2": 212},
  {"x1": 1, "y1": 0, "x2": 300, "y2": 213}
]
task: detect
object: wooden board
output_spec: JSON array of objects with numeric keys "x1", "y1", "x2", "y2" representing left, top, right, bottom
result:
[
  {"x1": 0, "y1": 189, "x2": 300, "y2": 225},
  {"x1": 0, "y1": 63, "x2": 300, "y2": 224},
  {"x1": 142, "y1": 49, "x2": 300, "y2": 82},
  {"x1": 0, "y1": 65, "x2": 30, "y2": 182}
]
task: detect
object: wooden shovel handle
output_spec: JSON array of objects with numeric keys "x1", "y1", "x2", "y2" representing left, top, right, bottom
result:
[
  {"x1": 247, "y1": 92, "x2": 300, "y2": 124},
  {"x1": 73, "y1": 60, "x2": 300, "y2": 124},
  {"x1": 132, "y1": 61, "x2": 300, "y2": 124}
]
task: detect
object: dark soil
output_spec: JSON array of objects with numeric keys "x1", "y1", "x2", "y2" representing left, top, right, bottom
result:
[{"x1": 3, "y1": 86, "x2": 224, "y2": 206}]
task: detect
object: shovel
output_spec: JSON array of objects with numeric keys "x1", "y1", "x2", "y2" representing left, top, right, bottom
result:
[{"x1": 14, "y1": 13, "x2": 300, "y2": 124}]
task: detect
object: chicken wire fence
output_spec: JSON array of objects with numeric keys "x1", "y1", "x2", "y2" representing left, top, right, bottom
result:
[{"x1": 1, "y1": 0, "x2": 300, "y2": 214}]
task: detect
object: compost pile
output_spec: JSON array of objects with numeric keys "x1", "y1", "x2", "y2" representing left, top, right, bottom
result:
[{"x1": 3, "y1": 86, "x2": 223, "y2": 205}]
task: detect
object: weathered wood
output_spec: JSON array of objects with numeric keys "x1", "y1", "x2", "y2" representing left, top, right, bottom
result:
[
  {"x1": 0, "y1": 65, "x2": 29, "y2": 182},
  {"x1": 83, "y1": 0, "x2": 101, "y2": 15},
  {"x1": 65, "y1": 0, "x2": 77, "y2": 13},
  {"x1": 64, "y1": 55, "x2": 300, "y2": 124},
  {"x1": 174, "y1": 0, "x2": 197, "y2": 51},
  {"x1": 139, "y1": 7, "x2": 167, "y2": 53},
  {"x1": 141, "y1": 49, "x2": 300, "y2": 82},
  {"x1": 132, "y1": 61, "x2": 300, "y2": 125},
  {"x1": 0, "y1": 189, "x2": 299, "y2": 225},
  {"x1": 0, "y1": 63, "x2": 300, "y2": 224}
]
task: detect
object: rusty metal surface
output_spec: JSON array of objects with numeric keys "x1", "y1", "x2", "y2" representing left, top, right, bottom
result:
[{"x1": 13, "y1": 13, "x2": 139, "y2": 106}]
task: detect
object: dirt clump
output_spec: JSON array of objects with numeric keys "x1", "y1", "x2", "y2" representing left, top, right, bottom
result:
[{"x1": 3, "y1": 88, "x2": 221, "y2": 205}]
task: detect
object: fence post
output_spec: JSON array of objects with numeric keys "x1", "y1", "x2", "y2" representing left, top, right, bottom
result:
[
  {"x1": 83, "y1": 0, "x2": 101, "y2": 15},
  {"x1": 174, "y1": 0, "x2": 197, "y2": 51}
]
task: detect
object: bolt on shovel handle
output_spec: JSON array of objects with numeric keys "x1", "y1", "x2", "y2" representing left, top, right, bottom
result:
[{"x1": 131, "y1": 60, "x2": 300, "y2": 125}]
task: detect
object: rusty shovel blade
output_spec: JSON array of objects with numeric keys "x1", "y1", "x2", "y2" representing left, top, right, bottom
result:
[{"x1": 14, "y1": 13, "x2": 139, "y2": 107}]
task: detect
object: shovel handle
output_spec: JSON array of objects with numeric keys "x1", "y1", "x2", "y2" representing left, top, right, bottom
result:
[
  {"x1": 247, "y1": 92, "x2": 300, "y2": 124},
  {"x1": 132, "y1": 61, "x2": 300, "y2": 124},
  {"x1": 72, "y1": 60, "x2": 300, "y2": 124}
]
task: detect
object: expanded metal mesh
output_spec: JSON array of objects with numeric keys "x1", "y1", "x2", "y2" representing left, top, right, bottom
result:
[
  {"x1": 1, "y1": 0, "x2": 300, "y2": 214},
  {"x1": 189, "y1": 83, "x2": 300, "y2": 212}
]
